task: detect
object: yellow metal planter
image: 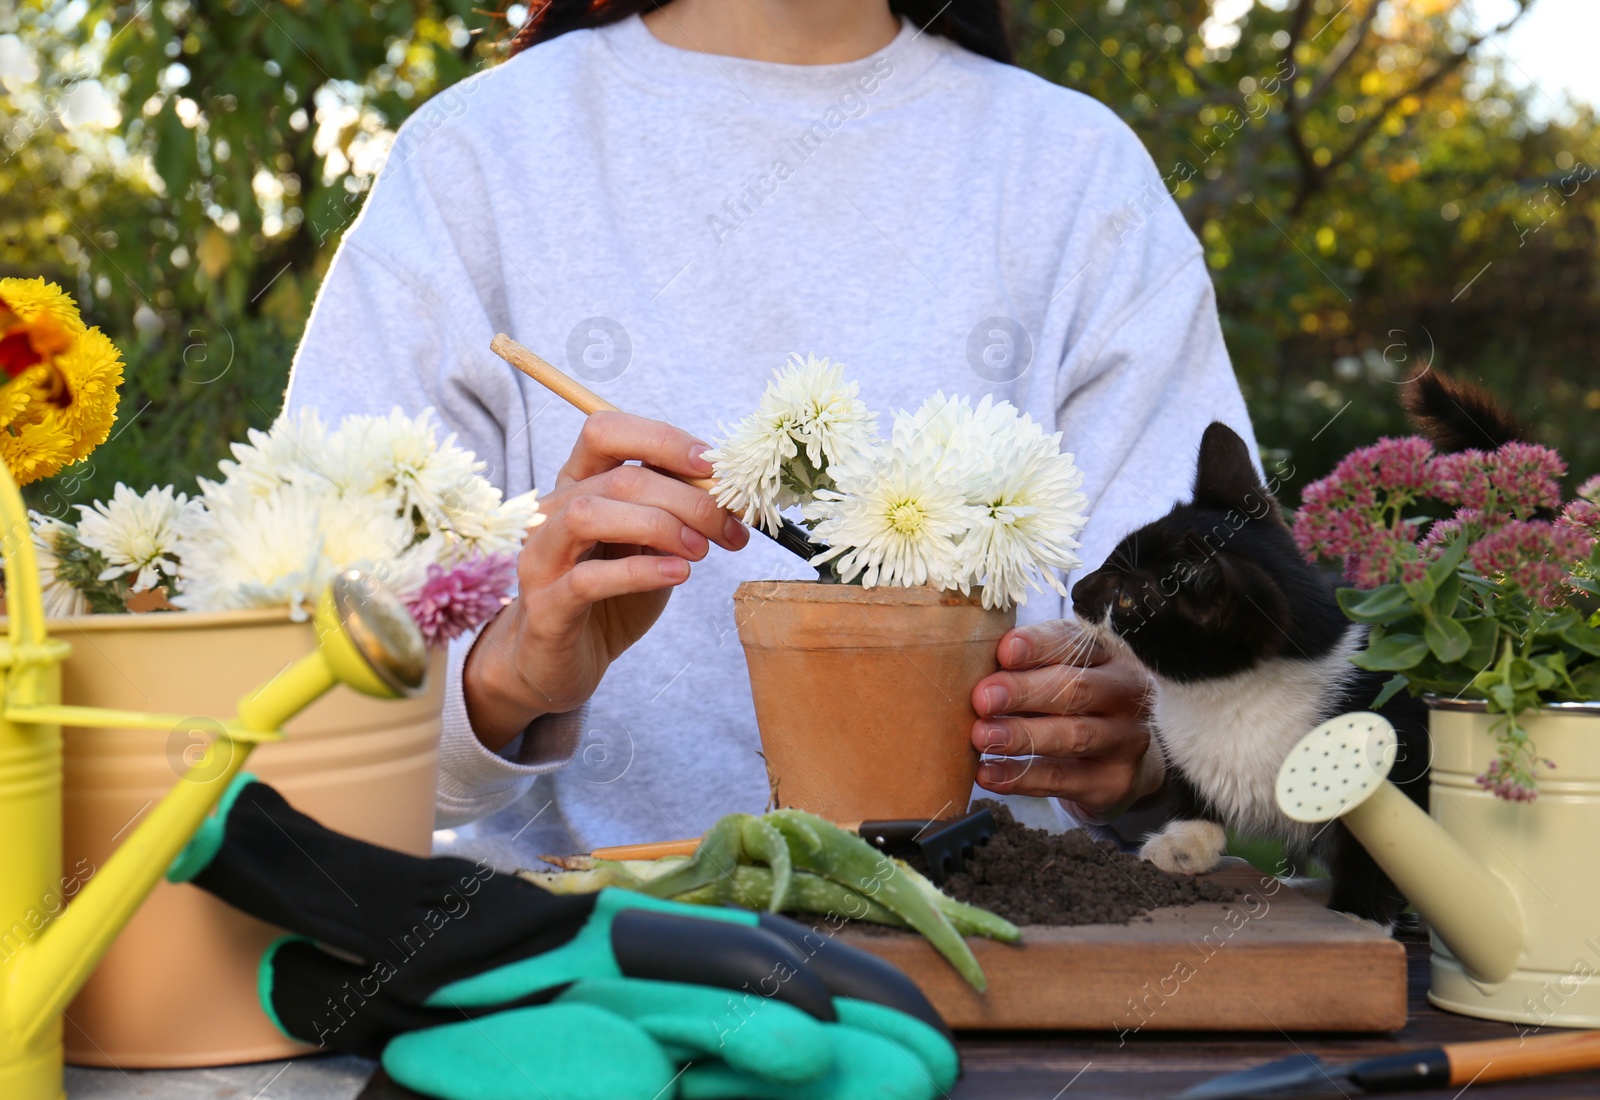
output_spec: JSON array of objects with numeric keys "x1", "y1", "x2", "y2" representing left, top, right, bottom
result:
[{"x1": 0, "y1": 463, "x2": 429, "y2": 1100}]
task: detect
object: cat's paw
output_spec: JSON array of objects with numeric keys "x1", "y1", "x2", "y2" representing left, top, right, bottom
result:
[{"x1": 1140, "y1": 821, "x2": 1228, "y2": 875}]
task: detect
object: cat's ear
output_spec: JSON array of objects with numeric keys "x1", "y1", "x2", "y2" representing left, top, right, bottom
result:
[{"x1": 1192, "y1": 422, "x2": 1283, "y2": 524}]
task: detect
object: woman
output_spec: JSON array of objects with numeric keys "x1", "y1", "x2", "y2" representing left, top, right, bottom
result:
[{"x1": 284, "y1": 0, "x2": 1255, "y2": 857}]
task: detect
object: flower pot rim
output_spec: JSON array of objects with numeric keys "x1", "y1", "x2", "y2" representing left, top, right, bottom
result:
[
  {"x1": 733, "y1": 579, "x2": 998, "y2": 608},
  {"x1": 2, "y1": 606, "x2": 296, "y2": 634},
  {"x1": 1422, "y1": 694, "x2": 1600, "y2": 717}
]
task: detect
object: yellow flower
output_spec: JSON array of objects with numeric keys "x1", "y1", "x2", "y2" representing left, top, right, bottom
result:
[
  {"x1": 0, "y1": 277, "x2": 87, "y2": 337},
  {"x1": 0, "y1": 416, "x2": 77, "y2": 486},
  {"x1": 52, "y1": 327, "x2": 123, "y2": 460},
  {"x1": 0, "y1": 278, "x2": 122, "y2": 485}
]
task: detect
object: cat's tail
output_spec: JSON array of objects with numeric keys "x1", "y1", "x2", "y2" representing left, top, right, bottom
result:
[{"x1": 1401, "y1": 371, "x2": 1525, "y2": 453}]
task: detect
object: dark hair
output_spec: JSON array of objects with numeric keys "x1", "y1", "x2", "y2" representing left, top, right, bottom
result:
[{"x1": 505, "y1": 1, "x2": 1012, "y2": 64}]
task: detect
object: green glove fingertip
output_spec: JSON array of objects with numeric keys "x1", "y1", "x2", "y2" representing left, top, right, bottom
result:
[
  {"x1": 383, "y1": 1003, "x2": 676, "y2": 1100},
  {"x1": 166, "y1": 772, "x2": 258, "y2": 883},
  {"x1": 256, "y1": 935, "x2": 313, "y2": 1041},
  {"x1": 835, "y1": 998, "x2": 958, "y2": 1094},
  {"x1": 556, "y1": 977, "x2": 831, "y2": 1085}
]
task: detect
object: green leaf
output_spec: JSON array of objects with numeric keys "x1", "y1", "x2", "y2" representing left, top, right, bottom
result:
[
  {"x1": 1371, "y1": 673, "x2": 1410, "y2": 709},
  {"x1": 1337, "y1": 584, "x2": 1413, "y2": 623},
  {"x1": 1432, "y1": 571, "x2": 1462, "y2": 617},
  {"x1": 1403, "y1": 575, "x2": 1437, "y2": 604},
  {"x1": 1426, "y1": 535, "x2": 1469, "y2": 585},
  {"x1": 1464, "y1": 618, "x2": 1500, "y2": 670},
  {"x1": 1561, "y1": 622, "x2": 1600, "y2": 658},
  {"x1": 1424, "y1": 616, "x2": 1472, "y2": 663},
  {"x1": 1351, "y1": 633, "x2": 1430, "y2": 671}
]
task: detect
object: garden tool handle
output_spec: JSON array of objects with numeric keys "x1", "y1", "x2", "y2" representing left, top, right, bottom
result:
[
  {"x1": 1442, "y1": 1030, "x2": 1600, "y2": 1086},
  {"x1": 592, "y1": 822, "x2": 874, "y2": 862},
  {"x1": 490, "y1": 333, "x2": 716, "y2": 493}
]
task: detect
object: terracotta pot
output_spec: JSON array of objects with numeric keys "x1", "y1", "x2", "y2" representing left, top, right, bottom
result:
[
  {"x1": 43, "y1": 608, "x2": 445, "y2": 1068},
  {"x1": 733, "y1": 581, "x2": 1014, "y2": 821}
]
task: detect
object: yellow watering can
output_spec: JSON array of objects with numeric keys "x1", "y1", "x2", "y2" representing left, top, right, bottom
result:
[
  {"x1": 0, "y1": 468, "x2": 428, "y2": 1100},
  {"x1": 1278, "y1": 706, "x2": 1600, "y2": 1028}
]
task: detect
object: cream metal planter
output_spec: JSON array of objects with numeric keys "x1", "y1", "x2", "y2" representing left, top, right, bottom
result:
[
  {"x1": 1276, "y1": 700, "x2": 1600, "y2": 1028},
  {"x1": 1422, "y1": 698, "x2": 1600, "y2": 1027}
]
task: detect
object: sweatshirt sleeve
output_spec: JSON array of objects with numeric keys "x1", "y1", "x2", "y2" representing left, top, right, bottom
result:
[
  {"x1": 283, "y1": 172, "x2": 582, "y2": 827},
  {"x1": 1057, "y1": 252, "x2": 1257, "y2": 587}
]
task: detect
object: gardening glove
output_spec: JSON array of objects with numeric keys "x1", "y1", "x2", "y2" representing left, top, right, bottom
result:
[{"x1": 169, "y1": 776, "x2": 958, "y2": 1100}]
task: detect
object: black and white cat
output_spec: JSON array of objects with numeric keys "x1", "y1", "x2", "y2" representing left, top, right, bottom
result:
[{"x1": 1070, "y1": 408, "x2": 1458, "y2": 925}]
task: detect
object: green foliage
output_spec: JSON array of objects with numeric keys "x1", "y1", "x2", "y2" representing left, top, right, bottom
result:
[
  {"x1": 44, "y1": 525, "x2": 132, "y2": 613},
  {"x1": 1011, "y1": 0, "x2": 1600, "y2": 501},
  {"x1": 1343, "y1": 534, "x2": 1600, "y2": 795},
  {"x1": 4, "y1": 0, "x2": 1597, "y2": 521},
  {"x1": 3, "y1": 0, "x2": 500, "y2": 513}
]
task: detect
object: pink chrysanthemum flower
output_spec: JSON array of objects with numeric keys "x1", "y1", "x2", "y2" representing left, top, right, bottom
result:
[
  {"x1": 1579, "y1": 475, "x2": 1600, "y2": 504},
  {"x1": 404, "y1": 552, "x2": 517, "y2": 648}
]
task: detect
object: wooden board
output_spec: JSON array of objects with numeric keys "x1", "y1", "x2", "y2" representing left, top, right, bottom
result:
[{"x1": 837, "y1": 859, "x2": 1407, "y2": 1032}]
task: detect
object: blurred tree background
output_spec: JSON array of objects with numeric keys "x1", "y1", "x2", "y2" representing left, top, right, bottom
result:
[{"x1": 2, "y1": 0, "x2": 1596, "y2": 518}]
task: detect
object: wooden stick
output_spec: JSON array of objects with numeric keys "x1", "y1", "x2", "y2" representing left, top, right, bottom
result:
[{"x1": 490, "y1": 333, "x2": 716, "y2": 493}]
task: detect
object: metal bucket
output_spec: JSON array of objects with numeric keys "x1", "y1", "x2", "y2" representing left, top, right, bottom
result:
[
  {"x1": 50, "y1": 608, "x2": 444, "y2": 1067},
  {"x1": 1425, "y1": 698, "x2": 1600, "y2": 1027}
]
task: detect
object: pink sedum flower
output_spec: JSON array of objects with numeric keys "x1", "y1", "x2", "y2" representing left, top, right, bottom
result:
[
  {"x1": 1487, "y1": 442, "x2": 1565, "y2": 515},
  {"x1": 1559, "y1": 499, "x2": 1600, "y2": 539},
  {"x1": 404, "y1": 552, "x2": 517, "y2": 648},
  {"x1": 1467, "y1": 520, "x2": 1594, "y2": 608}
]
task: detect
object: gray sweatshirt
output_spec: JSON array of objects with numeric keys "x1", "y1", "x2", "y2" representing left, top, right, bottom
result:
[{"x1": 283, "y1": 15, "x2": 1256, "y2": 862}]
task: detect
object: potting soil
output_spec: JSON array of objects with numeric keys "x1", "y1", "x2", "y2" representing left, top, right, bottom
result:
[{"x1": 907, "y1": 802, "x2": 1235, "y2": 926}]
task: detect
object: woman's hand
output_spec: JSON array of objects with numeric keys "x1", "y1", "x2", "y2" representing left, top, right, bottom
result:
[
  {"x1": 970, "y1": 620, "x2": 1162, "y2": 819},
  {"x1": 463, "y1": 411, "x2": 749, "y2": 749}
]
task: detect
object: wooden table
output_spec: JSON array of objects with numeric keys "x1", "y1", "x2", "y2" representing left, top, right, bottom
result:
[{"x1": 357, "y1": 930, "x2": 1599, "y2": 1099}]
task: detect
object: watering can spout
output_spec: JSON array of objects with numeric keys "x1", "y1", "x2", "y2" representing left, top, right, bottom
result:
[
  {"x1": 1, "y1": 571, "x2": 428, "y2": 1051},
  {"x1": 1275, "y1": 712, "x2": 1525, "y2": 985}
]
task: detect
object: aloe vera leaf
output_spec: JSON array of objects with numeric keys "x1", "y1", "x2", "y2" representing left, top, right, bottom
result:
[
  {"x1": 739, "y1": 816, "x2": 795, "y2": 914},
  {"x1": 765, "y1": 810, "x2": 987, "y2": 991},
  {"x1": 516, "y1": 861, "x2": 645, "y2": 895},
  {"x1": 674, "y1": 866, "x2": 909, "y2": 928},
  {"x1": 894, "y1": 858, "x2": 1021, "y2": 942},
  {"x1": 637, "y1": 814, "x2": 748, "y2": 899}
]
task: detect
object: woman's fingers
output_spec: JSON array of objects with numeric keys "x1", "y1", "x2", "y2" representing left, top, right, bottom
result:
[
  {"x1": 591, "y1": 464, "x2": 748, "y2": 550},
  {"x1": 556, "y1": 554, "x2": 691, "y2": 608},
  {"x1": 972, "y1": 713, "x2": 1116, "y2": 759},
  {"x1": 542, "y1": 451, "x2": 748, "y2": 552},
  {"x1": 996, "y1": 620, "x2": 1107, "y2": 670},
  {"x1": 559, "y1": 410, "x2": 716, "y2": 486},
  {"x1": 973, "y1": 660, "x2": 1145, "y2": 719},
  {"x1": 524, "y1": 495, "x2": 707, "y2": 581},
  {"x1": 976, "y1": 753, "x2": 1138, "y2": 806}
]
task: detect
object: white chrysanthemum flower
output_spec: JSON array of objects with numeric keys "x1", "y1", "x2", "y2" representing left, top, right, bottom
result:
[
  {"x1": 215, "y1": 409, "x2": 332, "y2": 497},
  {"x1": 427, "y1": 480, "x2": 542, "y2": 560},
  {"x1": 333, "y1": 408, "x2": 486, "y2": 519},
  {"x1": 173, "y1": 482, "x2": 412, "y2": 620},
  {"x1": 706, "y1": 353, "x2": 875, "y2": 532},
  {"x1": 804, "y1": 440, "x2": 978, "y2": 590},
  {"x1": 29, "y1": 512, "x2": 90, "y2": 618},
  {"x1": 74, "y1": 483, "x2": 198, "y2": 593},
  {"x1": 891, "y1": 394, "x2": 1088, "y2": 608},
  {"x1": 959, "y1": 433, "x2": 1088, "y2": 609},
  {"x1": 173, "y1": 481, "x2": 334, "y2": 619}
]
